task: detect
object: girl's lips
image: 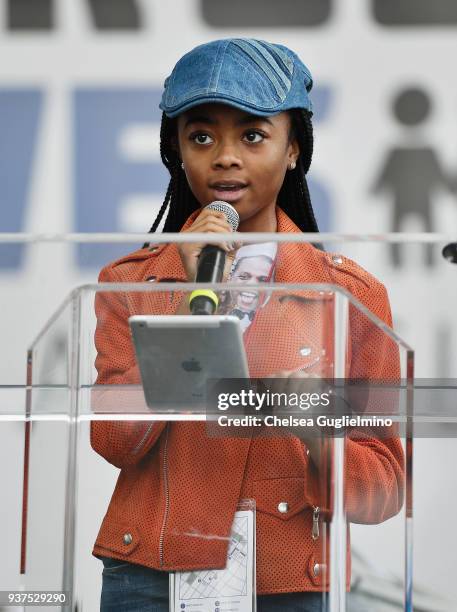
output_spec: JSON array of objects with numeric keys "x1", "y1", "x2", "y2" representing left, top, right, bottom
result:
[{"x1": 211, "y1": 186, "x2": 248, "y2": 202}]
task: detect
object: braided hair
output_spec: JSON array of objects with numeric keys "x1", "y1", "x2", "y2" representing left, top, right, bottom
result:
[{"x1": 143, "y1": 108, "x2": 319, "y2": 243}]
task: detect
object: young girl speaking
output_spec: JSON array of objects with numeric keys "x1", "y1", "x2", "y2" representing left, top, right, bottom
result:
[{"x1": 91, "y1": 38, "x2": 404, "y2": 612}]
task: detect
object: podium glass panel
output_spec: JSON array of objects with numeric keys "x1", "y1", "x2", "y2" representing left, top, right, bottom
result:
[{"x1": 16, "y1": 234, "x2": 412, "y2": 612}]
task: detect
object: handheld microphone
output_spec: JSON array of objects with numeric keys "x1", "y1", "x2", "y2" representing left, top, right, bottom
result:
[{"x1": 189, "y1": 201, "x2": 240, "y2": 315}]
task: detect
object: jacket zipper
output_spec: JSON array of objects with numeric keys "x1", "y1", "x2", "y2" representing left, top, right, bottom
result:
[
  {"x1": 312, "y1": 506, "x2": 320, "y2": 540},
  {"x1": 159, "y1": 423, "x2": 170, "y2": 567}
]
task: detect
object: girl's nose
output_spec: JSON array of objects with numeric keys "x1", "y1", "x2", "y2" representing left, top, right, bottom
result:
[{"x1": 211, "y1": 142, "x2": 243, "y2": 169}]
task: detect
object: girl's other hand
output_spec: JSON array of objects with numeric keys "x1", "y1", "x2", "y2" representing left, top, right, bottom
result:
[
  {"x1": 178, "y1": 208, "x2": 242, "y2": 282},
  {"x1": 265, "y1": 368, "x2": 321, "y2": 393},
  {"x1": 264, "y1": 368, "x2": 324, "y2": 446}
]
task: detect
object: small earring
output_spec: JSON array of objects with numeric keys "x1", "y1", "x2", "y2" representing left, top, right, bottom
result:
[
  {"x1": 288, "y1": 161, "x2": 296, "y2": 171},
  {"x1": 181, "y1": 161, "x2": 185, "y2": 170}
]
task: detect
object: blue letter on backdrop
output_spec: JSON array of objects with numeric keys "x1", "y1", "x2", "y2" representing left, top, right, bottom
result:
[
  {"x1": 74, "y1": 88, "x2": 168, "y2": 268},
  {"x1": 0, "y1": 89, "x2": 43, "y2": 269}
]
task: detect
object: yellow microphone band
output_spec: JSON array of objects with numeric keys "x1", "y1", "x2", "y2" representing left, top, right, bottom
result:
[{"x1": 188, "y1": 289, "x2": 219, "y2": 307}]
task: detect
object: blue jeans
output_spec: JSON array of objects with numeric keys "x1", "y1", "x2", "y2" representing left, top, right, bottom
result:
[{"x1": 100, "y1": 556, "x2": 326, "y2": 611}]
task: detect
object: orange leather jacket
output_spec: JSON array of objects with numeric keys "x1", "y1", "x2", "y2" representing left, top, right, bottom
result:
[{"x1": 91, "y1": 207, "x2": 404, "y2": 595}]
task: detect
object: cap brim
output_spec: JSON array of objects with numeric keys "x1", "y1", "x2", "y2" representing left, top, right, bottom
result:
[{"x1": 161, "y1": 95, "x2": 286, "y2": 119}]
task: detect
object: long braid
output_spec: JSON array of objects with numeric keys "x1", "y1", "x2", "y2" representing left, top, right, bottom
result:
[
  {"x1": 163, "y1": 164, "x2": 199, "y2": 232},
  {"x1": 142, "y1": 113, "x2": 175, "y2": 245},
  {"x1": 143, "y1": 113, "x2": 199, "y2": 246},
  {"x1": 162, "y1": 162, "x2": 180, "y2": 232},
  {"x1": 149, "y1": 180, "x2": 172, "y2": 234},
  {"x1": 145, "y1": 109, "x2": 320, "y2": 243},
  {"x1": 277, "y1": 109, "x2": 319, "y2": 233},
  {"x1": 299, "y1": 110, "x2": 321, "y2": 233}
]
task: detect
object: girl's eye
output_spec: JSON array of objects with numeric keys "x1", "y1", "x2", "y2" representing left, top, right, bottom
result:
[
  {"x1": 190, "y1": 133, "x2": 213, "y2": 145},
  {"x1": 243, "y1": 130, "x2": 265, "y2": 143}
]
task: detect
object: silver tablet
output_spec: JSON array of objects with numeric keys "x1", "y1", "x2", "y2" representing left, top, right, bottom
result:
[{"x1": 129, "y1": 315, "x2": 249, "y2": 412}]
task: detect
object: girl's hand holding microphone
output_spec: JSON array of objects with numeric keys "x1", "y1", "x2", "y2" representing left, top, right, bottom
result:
[{"x1": 177, "y1": 204, "x2": 241, "y2": 282}]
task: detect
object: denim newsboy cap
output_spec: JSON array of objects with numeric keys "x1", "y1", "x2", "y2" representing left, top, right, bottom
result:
[{"x1": 159, "y1": 38, "x2": 313, "y2": 118}]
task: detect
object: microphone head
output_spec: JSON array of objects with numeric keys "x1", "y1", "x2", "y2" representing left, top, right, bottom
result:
[{"x1": 205, "y1": 201, "x2": 240, "y2": 231}]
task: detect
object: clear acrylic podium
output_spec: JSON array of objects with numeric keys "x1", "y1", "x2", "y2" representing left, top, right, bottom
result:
[{"x1": 16, "y1": 234, "x2": 413, "y2": 612}]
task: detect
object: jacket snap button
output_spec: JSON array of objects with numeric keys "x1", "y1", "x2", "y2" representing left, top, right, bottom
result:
[
  {"x1": 332, "y1": 255, "x2": 343, "y2": 265},
  {"x1": 123, "y1": 533, "x2": 133, "y2": 545},
  {"x1": 313, "y1": 562, "x2": 320, "y2": 576},
  {"x1": 299, "y1": 347, "x2": 311, "y2": 356},
  {"x1": 146, "y1": 275, "x2": 157, "y2": 282},
  {"x1": 277, "y1": 502, "x2": 289, "y2": 513}
]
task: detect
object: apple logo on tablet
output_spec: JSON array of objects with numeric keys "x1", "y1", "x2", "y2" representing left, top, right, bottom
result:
[{"x1": 181, "y1": 358, "x2": 202, "y2": 372}]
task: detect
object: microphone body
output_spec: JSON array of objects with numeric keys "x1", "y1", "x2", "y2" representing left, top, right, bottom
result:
[{"x1": 189, "y1": 201, "x2": 240, "y2": 315}]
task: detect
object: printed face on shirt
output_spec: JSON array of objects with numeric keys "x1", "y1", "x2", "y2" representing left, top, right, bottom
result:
[
  {"x1": 231, "y1": 255, "x2": 273, "y2": 312},
  {"x1": 176, "y1": 103, "x2": 299, "y2": 232}
]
